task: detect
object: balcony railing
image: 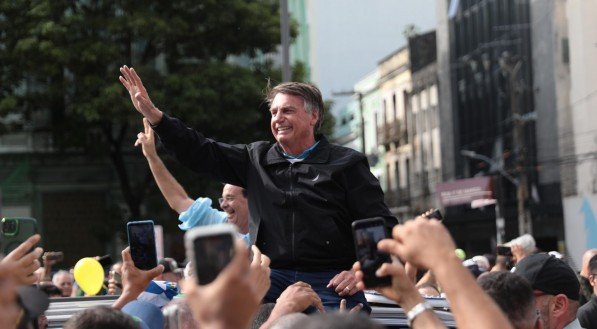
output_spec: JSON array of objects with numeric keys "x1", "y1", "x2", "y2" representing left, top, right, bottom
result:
[{"x1": 377, "y1": 120, "x2": 407, "y2": 147}]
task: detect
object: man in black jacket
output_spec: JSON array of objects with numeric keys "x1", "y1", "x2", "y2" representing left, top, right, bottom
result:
[{"x1": 119, "y1": 66, "x2": 397, "y2": 312}]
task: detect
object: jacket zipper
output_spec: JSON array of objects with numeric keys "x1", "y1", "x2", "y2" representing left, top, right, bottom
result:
[{"x1": 289, "y1": 162, "x2": 295, "y2": 263}]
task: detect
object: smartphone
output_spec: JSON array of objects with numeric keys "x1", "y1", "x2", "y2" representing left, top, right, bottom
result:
[
  {"x1": 425, "y1": 209, "x2": 443, "y2": 221},
  {"x1": 496, "y1": 245, "x2": 513, "y2": 257},
  {"x1": 1, "y1": 217, "x2": 38, "y2": 255},
  {"x1": 352, "y1": 217, "x2": 392, "y2": 288},
  {"x1": 184, "y1": 224, "x2": 236, "y2": 285},
  {"x1": 127, "y1": 220, "x2": 158, "y2": 270}
]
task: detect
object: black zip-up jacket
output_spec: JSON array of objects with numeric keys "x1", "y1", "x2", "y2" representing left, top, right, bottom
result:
[{"x1": 154, "y1": 114, "x2": 397, "y2": 271}]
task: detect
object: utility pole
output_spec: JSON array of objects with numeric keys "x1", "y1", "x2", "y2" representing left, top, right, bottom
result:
[
  {"x1": 280, "y1": 0, "x2": 291, "y2": 82},
  {"x1": 461, "y1": 150, "x2": 518, "y2": 244},
  {"x1": 503, "y1": 56, "x2": 532, "y2": 236}
]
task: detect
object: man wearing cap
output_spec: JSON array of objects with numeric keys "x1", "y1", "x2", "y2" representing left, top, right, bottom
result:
[
  {"x1": 514, "y1": 253, "x2": 584, "y2": 329},
  {"x1": 577, "y1": 254, "x2": 597, "y2": 329}
]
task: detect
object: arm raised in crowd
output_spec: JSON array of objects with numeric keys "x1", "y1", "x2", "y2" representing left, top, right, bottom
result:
[
  {"x1": 135, "y1": 118, "x2": 194, "y2": 214},
  {"x1": 0, "y1": 234, "x2": 43, "y2": 286},
  {"x1": 119, "y1": 66, "x2": 163, "y2": 124},
  {"x1": 181, "y1": 240, "x2": 262, "y2": 329},
  {"x1": 380, "y1": 217, "x2": 513, "y2": 329},
  {"x1": 353, "y1": 259, "x2": 446, "y2": 329},
  {"x1": 112, "y1": 247, "x2": 164, "y2": 310}
]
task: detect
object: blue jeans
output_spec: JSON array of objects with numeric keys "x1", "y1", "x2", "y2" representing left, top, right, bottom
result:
[{"x1": 263, "y1": 268, "x2": 371, "y2": 313}]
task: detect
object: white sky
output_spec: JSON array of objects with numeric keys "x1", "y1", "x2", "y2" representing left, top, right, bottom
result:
[{"x1": 306, "y1": 0, "x2": 437, "y2": 109}]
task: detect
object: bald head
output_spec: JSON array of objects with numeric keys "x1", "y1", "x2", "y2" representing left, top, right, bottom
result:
[{"x1": 581, "y1": 249, "x2": 597, "y2": 278}]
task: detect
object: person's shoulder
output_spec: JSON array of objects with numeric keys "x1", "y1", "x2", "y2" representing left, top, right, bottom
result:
[
  {"x1": 246, "y1": 140, "x2": 274, "y2": 151},
  {"x1": 578, "y1": 297, "x2": 597, "y2": 315},
  {"x1": 325, "y1": 141, "x2": 366, "y2": 163}
]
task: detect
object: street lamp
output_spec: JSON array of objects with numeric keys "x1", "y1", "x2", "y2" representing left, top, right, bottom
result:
[{"x1": 460, "y1": 149, "x2": 517, "y2": 245}]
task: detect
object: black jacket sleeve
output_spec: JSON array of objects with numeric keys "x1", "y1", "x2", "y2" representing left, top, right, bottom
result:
[
  {"x1": 152, "y1": 114, "x2": 249, "y2": 187},
  {"x1": 343, "y1": 157, "x2": 398, "y2": 228}
]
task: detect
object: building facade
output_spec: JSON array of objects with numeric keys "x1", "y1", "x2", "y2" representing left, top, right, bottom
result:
[
  {"x1": 376, "y1": 47, "x2": 412, "y2": 220},
  {"x1": 406, "y1": 31, "x2": 442, "y2": 215},
  {"x1": 436, "y1": 0, "x2": 564, "y2": 254},
  {"x1": 561, "y1": 0, "x2": 597, "y2": 267}
]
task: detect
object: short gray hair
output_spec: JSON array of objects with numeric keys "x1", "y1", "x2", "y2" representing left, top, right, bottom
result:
[{"x1": 266, "y1": 82, "x2": 325, "y2": 134}]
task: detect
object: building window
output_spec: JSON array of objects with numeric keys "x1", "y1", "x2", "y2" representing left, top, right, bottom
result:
[{"x1": 562, "y1": 38, "x2": 569, "y2": 64}]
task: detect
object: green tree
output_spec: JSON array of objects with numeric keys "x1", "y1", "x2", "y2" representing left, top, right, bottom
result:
[{"x1": 0, "y1": 0, "x2": 286, "y2": 221}]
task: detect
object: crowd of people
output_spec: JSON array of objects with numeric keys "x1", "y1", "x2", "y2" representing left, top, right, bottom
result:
[{"x1": 0, "y1": 69, "x2": 595, "y2": 329}]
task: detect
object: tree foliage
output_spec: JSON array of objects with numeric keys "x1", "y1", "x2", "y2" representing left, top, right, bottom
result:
[{"x1": 0, "y1": 0, "x2": 288, "y2": 220}]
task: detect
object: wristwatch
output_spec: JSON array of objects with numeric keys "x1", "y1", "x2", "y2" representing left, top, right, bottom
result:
[{"x1": 406, "y1": 301, "x2": 433, "y2": 327}]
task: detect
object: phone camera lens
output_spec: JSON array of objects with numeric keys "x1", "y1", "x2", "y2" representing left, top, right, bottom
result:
[{"x1": 2, "y1": 220, "x2": 17, "y2": 234}]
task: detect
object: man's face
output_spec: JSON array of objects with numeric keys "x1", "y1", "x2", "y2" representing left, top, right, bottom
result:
[
  {"x1": 220, "y1": 184, "x2": 249, "y2": 234},
  {"x1": 55, "y1": 274, "x2": 73, "y2": 297},
  {"x1": 269, "y1": 93, "x2": 318, "y2": 154}
]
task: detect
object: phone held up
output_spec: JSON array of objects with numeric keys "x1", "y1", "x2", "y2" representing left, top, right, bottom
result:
[
  {"x1": 1, "y1": 217, "x2": 38, "y2": 255},
  {"x1": 184, "y1": 223, "x2": 236, "y2": 285},
  {"x1": 127, "y1": 220, "x2": 158, "y2": 270},
  {"x1": 496, "y1": 245, "x2": 513, "y2": 257},
  {"x1": 425, "y1": 209, "x2": 443, "y2": 221},
  {"x1": 352, "y1": 217, "x2": 392, "y2": 288}
]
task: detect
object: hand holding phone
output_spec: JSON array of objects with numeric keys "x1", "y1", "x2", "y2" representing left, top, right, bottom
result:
[
  {"x1": 184, "y1": 224, "x2": 236, "y2": 285},
  {"x1": 423, "y1": 209, "x2": 443, "y2": 221},
  {"x1": 496, "y1": 245, "x2": 513, "y2": 257},
  {"x1": 1, "y1": 217, "x2": 38, "y2": 255},
  {"x1": 127, "y1": 220, "x2": 158, "y2": 270},
  {"x1": 352, "y1": 217, "x2": 392, "y2": 288}
]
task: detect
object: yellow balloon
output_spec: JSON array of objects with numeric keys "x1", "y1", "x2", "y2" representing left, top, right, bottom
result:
[{"x1": 73, "y1": 258, "x2": 105, "y2": 296}]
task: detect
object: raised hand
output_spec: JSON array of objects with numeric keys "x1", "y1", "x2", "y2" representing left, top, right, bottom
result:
[
  {"x1": 135, "y1": 118, "x2": 158, "y2": 159},
  {"x1": 0, "y1": 234, "x2": 43, "y2": 285},
  {"x1": 180, "y1": 240, "x2": 260, "y2": 329},
  {"x1": 380, "y1": 216, "x2": 456, "y2": 271},
  {"x1": 249, "y1": 245, "x2": 271, "y2": 301},
  {"x1": 119, "y1": 66, "x2": 163, "y2": 124},
  {"x1": 112, "y1": 247, "x2": 164, "y2": 309}
]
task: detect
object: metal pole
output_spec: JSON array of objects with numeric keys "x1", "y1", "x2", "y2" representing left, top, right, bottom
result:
[
  {"x1": 280, "y1": 0, "x2": 291, "y2": 82},
  {"x1": 358, "y1": 92, "x2": 365, "y2": 153},
  {"x1": 495, "y1": 202, "x2": 505, "y2": 245},
  {"x1": 509, "y1": 61, "x2": 532, "y2": 236}
]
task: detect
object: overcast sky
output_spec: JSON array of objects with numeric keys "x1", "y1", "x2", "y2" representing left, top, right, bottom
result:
[{"x1": 306, "y1": 0, "x2": 437, "y2": 108}]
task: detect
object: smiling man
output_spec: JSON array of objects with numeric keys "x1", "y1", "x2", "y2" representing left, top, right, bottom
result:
[
  {"x1": 135, "y1": 119, "x2": 249, "y2": 244},
  {"x1": 120, "y1": 66, "x2": 396, "y2": 312}
]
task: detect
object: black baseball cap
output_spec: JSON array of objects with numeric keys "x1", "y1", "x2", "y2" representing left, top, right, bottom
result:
[{"x1": 514, "y1": 253, "x2": 580, "y2": 300}]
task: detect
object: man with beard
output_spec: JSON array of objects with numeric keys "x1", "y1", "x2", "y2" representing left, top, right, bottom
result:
[{"x1": 514, "y1": 253, "x2": 583, "y2": 329}]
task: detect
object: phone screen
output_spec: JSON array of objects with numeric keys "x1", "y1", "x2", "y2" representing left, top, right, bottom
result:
[
  {"x1": 352, "y1": 218, "x2": 392, "y2": 287},
  {"x1": 193, "y1": 233, "x2": 234, "y2": 285},
  {"x1": 127, "y1": 221, "x2": 157, "y2": 270}
]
